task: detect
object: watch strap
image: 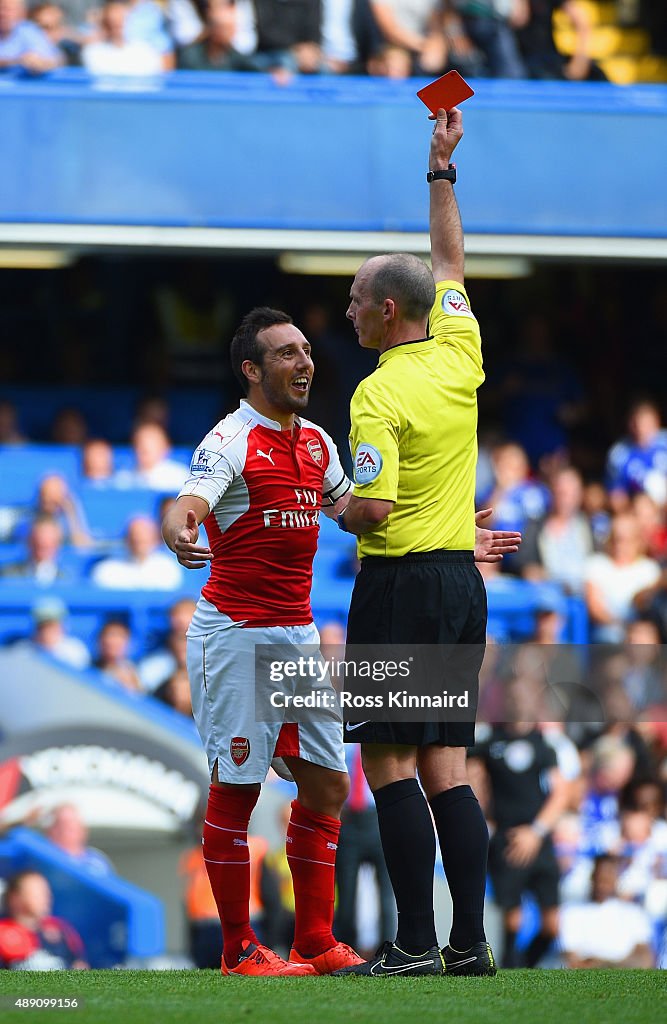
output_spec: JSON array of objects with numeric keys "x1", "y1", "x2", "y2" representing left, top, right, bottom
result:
[{"x1": 427, "y1": 163, "x2": 456, "y2": 184}]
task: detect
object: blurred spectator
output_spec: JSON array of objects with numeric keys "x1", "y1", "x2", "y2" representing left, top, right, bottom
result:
[
  {"x1": 469, "y1": 676, "x2": 569, "y2": 968},
  {"x1": 29, "y1": 2, "x2": 81, "y2": 65},
  {"x1": 517, "y1": 0, "x2": 607, "y2": 81},
  {"x1": 81, "y1": 438, "x2": 114, "y2": 485},
  {"x1": 322, "y1": 0, "x2": 357, "y2": 71},
  {"x1": 252, "y1": 0, "x2": 324, "y2": 74},
  {"x1": 178, "y1": 0, "x2": 256, "y2": 70},
  {"x1": 91, "y1": 514, "x2": 183, "y2": 589},
  {"x1": 14, "y1": 473, "x2": 92, "y2": 548},
  {"x1": 0, "y1": 514, "x2": 70, "y2": 584},
  {"x1": 606, "y1": 399, "x2": 667, "y2": 509},
  {"x1": 487, "y1": 442, "x2": 550, "y2": 537},
  {"x1": 138, "y1": 596, "x2": 194, "y2": 692},
  {"x1": 559, "y1": 854, "x2": 654, "y2": 968},
  {"x1": 0, "y1": 399, "x2": 26, "y2": 443},
  {"x1": 452, "y1": 0, "x2": 527, "y2": 78},
  {"x1": 632, "y1": 492, "x2": 667, "y2": 562},
  {"x1": 93, "y1": 618, "x2": 142, "y2": 692},
  {"x1": 16, "y1": 597, "x2": 91, "y2": 670},
  {"x1": 352, "y1": 0, "x2": 383, "y2": 66},
  {"x1": 155, "y1": 665, "x2": 193, "y2": 715},
  {"x1": 366, "y1": 40, "x2": 412, "y2": 76},
  {"x1": 125, "y1": 0, "x2": 175, "y2": 68},
  {"x1": 521, "y1": 467, "x2": 593, "y2": 592},
  {"x1": 0, "y1": 0, "x2": 61, "y2": 73},
  {"x1": 616, "y1": 782, "x2": 667, "y2": 914},
  {"x1": 622, "y1": 618, "x2": 665, "y2": 712},
  {"x1": 113, "y1": 423, "x2": 189, "y2": 491},
  {"x1": 532, "y1": 596, "x2": 564, "y2": 644},
  {"x1": 0, "y1": 870, "x2": 88, "y2": 970},
  {"x1": 82, "y1": 0, "x2": 164, "y2": 75},
  {"x1": 582, "y1": 480, "x2": 611, "y2": 550},
  {"x1": 45, "y1": 803, "x2": 115, "y2": 877},
  {"x1": 50, "y1": 406, "x2": 88, "y2": 446},
  {"x1": 164, "y1": 0, "x2": 203, "y2": 48},
  {"x1": 579, "y1": 734, "x2": 636, "y2": 857},
  {"x1": 132, "y1": 394, "x2": 170, "y2": 432},
  {"x1": 442, "y1": 4, "x2": 486, "y2": 77},
  {"x1": 584, "y1": 512, "x2": 661, "y2": 643},
  {"x1": 368, "y1": 0, "x2": 447, "y2": 76}
]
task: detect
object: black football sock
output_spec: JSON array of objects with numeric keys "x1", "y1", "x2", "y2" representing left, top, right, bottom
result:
[
  {"x1": 373, "y1": 778, "x2": 437, "y2": 954},
  {"x1": 524, "y1": 931, "x2": 553, "y2": 968},
  {"x1": 429, "y1": 785, "x2": 488, "y2": 949}
]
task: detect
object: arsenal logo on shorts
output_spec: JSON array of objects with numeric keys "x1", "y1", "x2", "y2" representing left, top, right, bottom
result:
[
  {"x1": 307, "y1": 438, "x2": 323, "y2": 465},
  {"x1": 230, "y1": 737, "x2": 250, "y2": 766}
]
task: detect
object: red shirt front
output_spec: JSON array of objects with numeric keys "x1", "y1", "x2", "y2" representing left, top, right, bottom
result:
[{"x1": 179, "y1": 402, "x2": 350, "y2": 627}]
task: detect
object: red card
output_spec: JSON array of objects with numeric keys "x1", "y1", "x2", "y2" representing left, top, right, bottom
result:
[{"x1": 416, "y1": 71, "x2": 474, "y2": 116}]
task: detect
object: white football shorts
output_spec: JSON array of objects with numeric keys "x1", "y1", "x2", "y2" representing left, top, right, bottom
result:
[{"x1": 186, "y1": 598, "x2": 346, "y2": 784}]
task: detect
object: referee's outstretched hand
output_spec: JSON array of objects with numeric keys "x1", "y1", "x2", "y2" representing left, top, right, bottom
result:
[
  {"x1": 429, "y1": 106, "x2": 463, "y2": 168},
  {"x1": 174, "y1": 509, "x2": 213, "y2": 569},
  {"x1": 474, "y1": 508, "x2": 522, "y2": 563}
]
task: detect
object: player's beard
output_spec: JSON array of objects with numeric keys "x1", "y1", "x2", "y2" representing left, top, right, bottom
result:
[{"x1": 260, "y1": 376, "x2": 310, "y2": 415}]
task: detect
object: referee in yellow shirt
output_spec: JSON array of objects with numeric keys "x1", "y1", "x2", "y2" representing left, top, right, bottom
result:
[{"x1": 334, "y1": 107, "x2": 500, "y2": 978}]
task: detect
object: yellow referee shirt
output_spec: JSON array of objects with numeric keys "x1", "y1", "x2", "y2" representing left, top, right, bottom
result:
[{"x1": 349, "y1": 280, "x2": 484, "y2": 558}]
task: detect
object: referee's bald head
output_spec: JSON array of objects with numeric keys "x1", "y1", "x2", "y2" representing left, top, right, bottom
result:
[{"x1": 360, "y1": 253, "x2": 435, "y2": 322}]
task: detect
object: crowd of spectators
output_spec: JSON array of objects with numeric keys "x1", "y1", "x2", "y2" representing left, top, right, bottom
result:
[
  {"x1": 1, "y1": 0, "x2": 665, "y2": 81},
  {"x1": 1, "y1": 385, "x2": 667, "y2": 713},
  {"x1": 471, "y1": 644, "x2": 667, "y2": 968}
]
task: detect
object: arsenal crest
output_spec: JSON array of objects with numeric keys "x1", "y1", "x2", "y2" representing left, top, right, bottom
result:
[
  {"x1": 307, "y1": 438, "x2": 323, "y2": 465},
  {"x1": 230, "y1": 737, "x2": 250, "y2": 766}
]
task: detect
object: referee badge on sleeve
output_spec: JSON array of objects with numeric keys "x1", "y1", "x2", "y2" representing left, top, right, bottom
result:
[
  {"x1": 354, "y1": 443, "x2": 383, "y2": 485},
  {"x1": 441, "y1": 288, "x2": 474, "y2": 318}
]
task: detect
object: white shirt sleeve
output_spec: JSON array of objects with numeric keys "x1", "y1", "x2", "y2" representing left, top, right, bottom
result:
[{"x1": 177, "y1": 429, "x2": 246, "y2": 512}]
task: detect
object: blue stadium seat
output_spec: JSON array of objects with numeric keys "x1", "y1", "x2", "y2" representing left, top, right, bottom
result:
[
  {"x1": 79, "y1": 487, "x2": 161, "y2": 540},
  {"x1": 0, "y1": 445, "x2": 80, "y2": 504}
]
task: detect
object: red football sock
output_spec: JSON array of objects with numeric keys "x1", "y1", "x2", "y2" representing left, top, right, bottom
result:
[
  {"x1": 287, "y1": 799, "x2": 340, "y2": 957},
  {"x1": 203, "y1": 784, "x2": 260, "y2": 968}
]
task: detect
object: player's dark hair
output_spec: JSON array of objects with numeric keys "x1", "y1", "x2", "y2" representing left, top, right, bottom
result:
[
  {"x1": 367, "y1": 254, "x2": 436, "y2": 322},
  {"x1": 230, "y1": 307, "x2": 293, "y2": 394}
]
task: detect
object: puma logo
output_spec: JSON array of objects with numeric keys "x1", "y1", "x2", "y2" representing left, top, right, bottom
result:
[{"x1": 256, "y1": 448, "x2": 275, "y2": 466}]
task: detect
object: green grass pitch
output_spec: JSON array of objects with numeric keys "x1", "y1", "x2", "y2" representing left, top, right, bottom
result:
[{"x1": 0, "y1": 970, "x2": 664, "y2": 1024}]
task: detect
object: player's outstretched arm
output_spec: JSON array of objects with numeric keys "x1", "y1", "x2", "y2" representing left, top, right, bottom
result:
[
  {"x1": 429, "y1": 106, "x2": 465, "y2": 285},
  {"x1": 162, "y1": 495, "x2": 212, "y2": 569}
]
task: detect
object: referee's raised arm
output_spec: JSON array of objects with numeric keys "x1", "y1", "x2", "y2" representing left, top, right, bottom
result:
[{"x1": 428, "y1": 107, "x2": 465, "y2": 285}]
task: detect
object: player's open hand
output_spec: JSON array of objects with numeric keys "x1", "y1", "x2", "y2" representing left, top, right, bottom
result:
[
  {"x1": 429, "y1": 106, "x2": 463, "y2": 168},
  {"x1": 474, "y1": 508, "x2": 522, "y2": 563},
  {"x1": 174, "y1": 509, "x2": 212, "y2": 570}
]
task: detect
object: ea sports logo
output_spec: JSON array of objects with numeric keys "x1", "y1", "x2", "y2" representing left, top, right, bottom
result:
[{"x1": 354, "y1": 443, "x2": 383, "y2": 485}]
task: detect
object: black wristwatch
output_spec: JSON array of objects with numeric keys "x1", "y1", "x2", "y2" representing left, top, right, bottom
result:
[{"x1": 427, "y1": 164, "x2": 456, "y2": 184}]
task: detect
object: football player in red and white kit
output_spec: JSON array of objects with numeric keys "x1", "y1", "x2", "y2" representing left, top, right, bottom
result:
[
  {"x1": 163, "y1": 306, "x2": 519, "y2": 977},
  {"x1": 162, "y1": 307, "x2": 363, "y2": 977}
]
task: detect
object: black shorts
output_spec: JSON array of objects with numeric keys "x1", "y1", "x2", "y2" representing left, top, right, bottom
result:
[
  {"x1": 488, "y1": 832, "x2": 560, "y2": 910},
  {"x1": 344, "y1": 550, "x2": 487, "y2": 748}
]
